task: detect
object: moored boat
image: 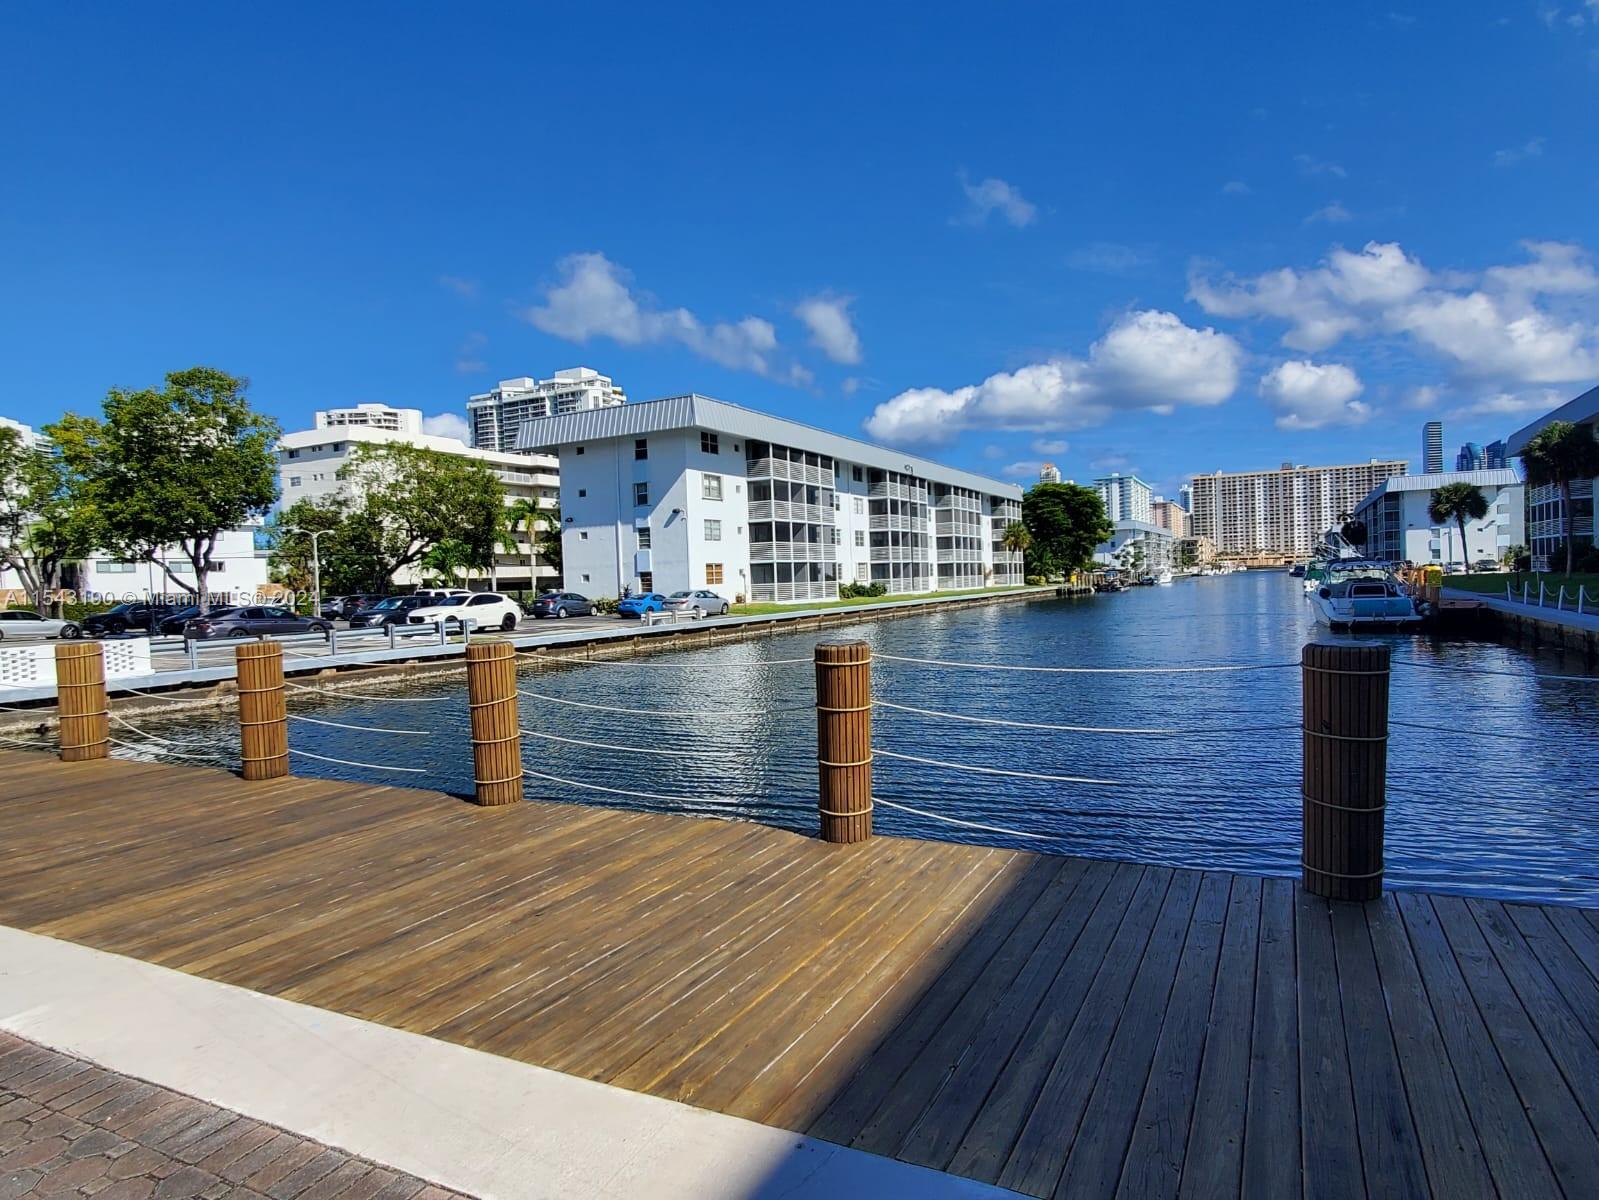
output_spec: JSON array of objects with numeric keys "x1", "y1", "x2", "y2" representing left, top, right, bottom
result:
[{"x1": 1308, "y1": 560, "x2": 1425, "y2": 630}]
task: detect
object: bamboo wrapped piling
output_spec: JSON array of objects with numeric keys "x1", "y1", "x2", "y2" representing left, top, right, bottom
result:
[
  {"x1": 815, "y1": 639, "x2": 873, "y2": 843},
  {"x1": 1301, "y1": 640, "x2": 1389, "y2": 901},
  {"x1": 467, "y1": 639, "x2": 523, "y2": 806},
  {"x1": 236, "y1": 640, "x2": 289, "y2": 781},
  {"x1": 55, "y1": 641, "x2": 108, "y2": 762}
]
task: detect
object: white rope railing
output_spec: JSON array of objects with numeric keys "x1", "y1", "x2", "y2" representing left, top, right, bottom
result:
[
  {"x1": 875, "y1": 748, "x2": 1124, "y2": 786},
  {"x1": 1389, "y1": 719, "x2": 1543, "y2": 742},
  {"x1": 288, "y1": 747, "x2": 428, "y2": 774},
  {"x1": 874, "y1": 698, "x2": 1296, "y2": 736},
  {"x1": 518, "y1": 726, "x2": 729, "y2": 759},
  {"x1": 873, "y1": 796, "x2": 1053, "y2": 840},
  {"x1": 517, "y1": 688, "x2": 809, "y2": 718},
  {"x1": 108, "y1": 734, "x2": 228, "y2": 762},
  {"x1": 283, "y1": 681, "x2": 454, "y2": 703},
  {"x1": 286, "y1": 713, "x2": 431, "y2": 736},
  {"x1": 531, "y1": 651, "x2": 812, "y2": 669},
  {"x1": 110, "y1": 711, "x2": 226, "y2": 747},
  {"x1": 0, "y1": 731, "x2": 52, "y2": 748},
  {"x1": 875, "y1": 653, "x2": 1297, "y2": 675},
  {"x1": 1390, "y1": 659, "x2": 1599, "y2": 683},
  {"x1": 520, "y1": 763, "x2": 730, "y2": 807}
]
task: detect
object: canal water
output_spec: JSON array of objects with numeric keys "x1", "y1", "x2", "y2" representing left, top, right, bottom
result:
[{"x1": 131, "y1": 572, "x2": 1599, "y2": 906}]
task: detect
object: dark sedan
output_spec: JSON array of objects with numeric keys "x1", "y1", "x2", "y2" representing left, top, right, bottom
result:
[
  {"x1": 530, "y1": 591, "x2": 594, "y2": 619},
  {"x1": 82, "y1": 603, "x2": 182, "y2": 637},
  {"x1": 156, "y1": 606, "x2": 203, "y2": 635},
  {"x1": 347, "y1": 595, "x2": 430, "y2": 628},
  {"x1": 184, "y1": 606, "x2": 332, "y2": 640},
  {"x1": 320, "y1": 594, "x2": 384, "y2": 620}
]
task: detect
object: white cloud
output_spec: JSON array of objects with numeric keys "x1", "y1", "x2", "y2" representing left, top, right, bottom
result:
[
  {"x1": 795, "y1": 295, "x2": 863, "y2": 364},
  {"x1": 1403, "y1": 384, "x2": 1442, "y2": 410},
  {"x1": 523, "y1": 252, "x2": 798, "y2": 381},
  {"x1": 840, "y1": 376, "x2": 861, "y2": 397},
  {"x1": 422, "y1": 412, "x2": 472, "y2": 443},
  {"x1": 1492, "y1": 137, "x2": 1545, "y2": 167},
  {"x1": 1089, "y1": 452, "x2": 1134, "y2": 472},
  {"x1": 863, "y1": 310, "x2": 1241, "y2": 445},
  {"x1": 1295, "y1": 154, "x2": 1347, "y2": 179},
  {"x1": 999, "y1": 461, "x2": 1047, "y2": 479},
  {"x1": 438, "y1": 275, "x2": 479, "y2": 300},
  {"x1": 1032, "y1": 437, "x2": 1070, "y2": 454},
  {"x1": 1484, "y1": 241, "x2": 1599, "y2": 296},
  {"x1": 956, "y1": 172, "x2": 1037, "y2": 228},
  {"x1": 1388, "y1": 290, "x2": 1599, "y2": 383},
  {"x1": 454, "y1": 331, "x2": 487, "y2": 374},
  {"x1": 1447, "y1": 388, "x2": 1569, "y2": 419},
  {"x1": 1221, "y1": 180, "x2": 1252, "y2": 196},
  {"x1": 1259, "y1": 361, "x2": 1371, "y2": 430},
  {"x1": 1305, "y1": 202, "x2": 1353, "y2": 225}
]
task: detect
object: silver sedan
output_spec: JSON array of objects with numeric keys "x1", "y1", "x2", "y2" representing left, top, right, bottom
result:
[
  {"x1": 0, "y1": 609, "x2": 82, "y2": 640},
  {"x1": 663, "y1": 589, "x2": 731, "y2": 617}
]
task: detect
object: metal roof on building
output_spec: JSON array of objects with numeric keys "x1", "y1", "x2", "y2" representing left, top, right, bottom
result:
[
  {"x1": 1505, "y1": 383, "x2": 1599, "y2": 456},
  {"x1": 1351, "y1": 467, "x2": 1523, "y2": 513},
  {"x1": 515, "y1": 394, "x2": 1024, "y2": 498}
]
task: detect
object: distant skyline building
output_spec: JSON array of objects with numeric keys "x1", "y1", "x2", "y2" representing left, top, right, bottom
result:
[
  {"x1": 1178, "y1": 483, "x2": 1193, "y2": 512},
  {"x1": 1485, "y1": 439, "x2": 1509, "y2": 470},
  {"x1": 468, "y1": 368, "x2": 627, "y2": 453},
  {"x1": 1190, "y1": 458, "x2": 1409, "y2": 557},
  {"x1": 1092, "y1": 473, "x2": 1153, "y2": 524},
  {"x1": 1150, "y1": 496, "x2": 1190, "y2": 538},
  {"x1": 1038, "y1": 462, "x2": 1061, "y2": 484},
  {"x1": 314, "y1": 404, "x2": 422, "y2": 434},
  {"x1": 1423, "y1": 420, "x2": 1444, "y2": 474},
  {"x1": 1455, "y1": 442, "x2": 1485, "y2": 471}
]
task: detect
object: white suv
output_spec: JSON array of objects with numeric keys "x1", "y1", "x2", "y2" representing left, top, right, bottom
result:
[{"x1": 407, "y1": 591, "x2": 524, "y2": 632}]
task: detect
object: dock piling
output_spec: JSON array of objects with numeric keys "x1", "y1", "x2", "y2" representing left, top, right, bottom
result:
[
  {"x1": 54, "y1": 641, "x2": 108, "y2": 762},
  {"x1": 236, "y1": 641, "x2": 290, "y2": 780},
  {"x1": 815, "y1": 640, "x2": 873, "y2": 843},
  {"x1": 1301, "y1": 640, "x2": 1389, "y2": 901},
  {"x1": 466, "y1": 639, "x2": 523, "y2": 806}
]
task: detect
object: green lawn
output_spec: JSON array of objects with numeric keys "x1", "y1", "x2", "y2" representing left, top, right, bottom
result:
[
  {"x1": 731, "y1": 585, "x2": 1034, "y2": 617},
  {"x1": 1445, "y1": 572, "x2": 1599, "y2": 598}
]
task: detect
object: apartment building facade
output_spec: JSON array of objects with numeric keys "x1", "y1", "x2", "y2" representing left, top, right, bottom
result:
[
  {"x1": 1150, "y1": 497, "x2": 1190, "y2": 538},
  {"x1": 1093, "y1": 473, "x2": 1152, "y2": 524},
  {"x1": 1423, "y1": 421, "x2": 1444, "y2": 474},
  {"x1": 278, "y1": 419, "x2": 561, "y2": 591},
  {"x1": 314, "y1": 404, "x2": 422, "y2": 434},
  {"x1": 1349, "y1": 469, "x2": 1525, "y2": 567},
  {"x1": 517, "y1": 395, "x2": 1024, "y2": 603},
  {"x1": 468, "y1": 368, "x2": 626, "y2": 453},
  {"x1": 1190, "y1": 458, "x2": 1409, "y2": 557},
  {"x1": 1506, "y1": 383, "x2": 1598, "y2": 568}
]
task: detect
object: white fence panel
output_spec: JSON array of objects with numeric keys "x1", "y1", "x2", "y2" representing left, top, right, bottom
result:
[{"x1": 0, "y1": 639, "x2": 150, "y2": 691}]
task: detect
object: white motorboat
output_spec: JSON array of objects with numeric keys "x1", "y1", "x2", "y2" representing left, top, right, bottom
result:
[
  {"x1": 1155, "y1": 569, "x2": 1173, "y2": 585},
  {"x1": 1308, "y1": 560, "x2": 1425, "y2": 630}
]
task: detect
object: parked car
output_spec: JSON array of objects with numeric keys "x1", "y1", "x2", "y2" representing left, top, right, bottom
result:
[
  {"x1": 1471, "y1": 559, "x2": 1501, "y2": 573},
  {"x1": 81, "y1": 603, "x2": 181, "y2": 637},
  {"x1": 616, "y1": 592, "x2": 668, "y2": 618},
  {"x1": 663, "y1": 589, "x2": 730, "y2": 617},
  {"x1": 406, "y1": 592, "x2": 523, "y2": 632},
  {"x1": 156, "y1": 606, "x2": 204, "y2": 635},
  {"x1": 0, "y1": 610, "x2": 82, "y2": 640},
  {"x1": 412, "y1": 587, "x2": 472, "y2": 604},
  {"x1": 321, "y1": 594, "x2": 384, "y2": 620},
  {"x1": 530, "y1": 591, "x2": 594, "y2": 619},
  {"x1": 184, "y1": 606, "x2": 333, "y2": 640},
  {"x1": 347, "y1": 595, "x2": 431, "y2": 629}
]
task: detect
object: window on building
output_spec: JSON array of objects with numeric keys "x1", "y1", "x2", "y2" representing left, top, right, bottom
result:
[
  {"x1": 581, "y1": 573, "x2": 591, "y2": 583},
  {"x1": 706, "y1": 563, "x2": 724, "y2": 585},
  {"x1": 853, "y1": 497, "x2": 864, "y2": 514},
  {"x1": 854, "y1": 530, "x2": 865, "y2": 547},
  {"x1": 701, "y1": 431, "x2": 719, "y2": 454},
  {"x1": 852, "y1": 465, "x2": 863, "y2": 482},
  {"x1": 702, "y1": 473, "x2": 723, "y2": 501},
  {"x1": 577, "y1": 488, "x2": 587, "y2": 498},
  {"x1": 97, "y1": 561, "x2": 135, "y2": 574},
  {"x1": 634, "y1": 482, "x2": 649, "y2": 506},
  {"x1": 639, "y1": 572, "x2": 653, "y2": 591},
  {"x1": 637, "y1": 526, "x2": 651, "y2": 549},
  {"x1": 579, "y1": 531, "x2": 589, "y2": 540},
  {"x1": 575, "y1": 446, "x2": 584, "y2": 455},
  {"x1": 856, "y1": 562, "x2": 869, "y2": 581},
  {"x1": 635, "y1": 438, "x2": 648, "y2": 460},
  {"x1": 704, "y1": 519, "x2": 722, "y2": 541},
  {"x1": 288, "y1": 476, "x2": 302, "y2": 488}
]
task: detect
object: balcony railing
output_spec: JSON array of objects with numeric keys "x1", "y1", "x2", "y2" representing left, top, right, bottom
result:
[
  {"x1": 867, "y1": 481, "x2": 927, "y2": 502},
  {"x1": 749, "y1": 540, "x2": 832, "y2": 563},
  {"x1": 747, "y1": 458, "x2": 835, "y2": 487},
  {"x1": 747, "y1": 500, "x2": 829, "y2": 524}
]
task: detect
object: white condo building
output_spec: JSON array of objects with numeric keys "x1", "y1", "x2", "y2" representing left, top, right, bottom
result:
[
  {"x1": 1093, "y1": 473, "x2": 1153, "y2": 524},
  {"x1": 1348, "y1": 469, "x2": 1525, "y2": 567},
  {"x1": 468, "y1": 368, "x2": 627, "y2": 453},
  {"x1": 1190, "y1": 459, "x2": 1409, "y2": 557},
  {"x1": 1506, "y1": 383, "x2": 1598, "y2": 568},
  {"x1": 278, "y1": 416, "x2": 561, "y2": 591},
  {"x1": 517, "y1": 395, "x2": 1024, "y2": 603},
  {"x1": 314, "y1": 404, "x2": 422, "y2": 434},
  {"x1": 1038, "y1": 463, "x2": 1062, "y2": 484}
]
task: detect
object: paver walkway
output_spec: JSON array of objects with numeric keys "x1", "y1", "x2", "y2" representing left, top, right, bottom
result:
[{"x1": 0, "y1": 1032, "x2": 465, "y2": 1200}]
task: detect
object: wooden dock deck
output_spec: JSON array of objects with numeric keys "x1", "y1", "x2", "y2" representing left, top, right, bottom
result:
[{"x1": 4, "y1": 749, "x2": 1598, "y2": 1198}]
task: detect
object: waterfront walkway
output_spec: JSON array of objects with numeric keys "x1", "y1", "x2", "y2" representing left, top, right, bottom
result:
[{"x1": 4, "y1": 751, "x2": 1599, "y2": 1198}]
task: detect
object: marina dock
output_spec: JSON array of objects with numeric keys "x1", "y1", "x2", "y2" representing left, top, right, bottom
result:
[{"x1": 4, "y1": 749, "x2": 1597, "y2": 1198}]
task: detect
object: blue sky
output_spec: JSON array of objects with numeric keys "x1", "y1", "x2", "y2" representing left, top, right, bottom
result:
[{"x1": 2, "y1": 3, "x2": 1596, "y2": 500}]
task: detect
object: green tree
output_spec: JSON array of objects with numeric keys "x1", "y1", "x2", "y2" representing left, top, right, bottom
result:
[
  {"x1": 0, "y1": 426, "x2": 99, "y2": 614},
  {"x1": 334, "y1": 442, "x2": 504, "y2": 586},
  {"x1": 1021, "y1": 483, "x2": 1114, "y2": 577},
  {"x1": 47, "y1": 368, "x2": 279, "y2": 612},
  {"x1": 267, "y1": 499, "x2": 391, "y2": 600},
  {"x1": 1520, "y1": 420, "x2": 1599, "y2": 575},
  {"x1": 1427, "y1": 482, "x2": 1490, "y2": 571},
  {"x1": 1001, "y1": 520, "x2": 1032, "y2": 558}
]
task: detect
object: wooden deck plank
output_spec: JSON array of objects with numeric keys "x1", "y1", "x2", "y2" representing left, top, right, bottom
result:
[
  {"x1": 1328, "y1": 898, "x2": 1430, "y2": 1199},
  {"x1": 1362, "y1": 894, "x2": 1496, "y2": 1199},
  {"x1": 1175, "y1": 873, "x2": 1260, "y2": 1200},
  {"x1": 3, "y1": 749, "x2": 1597, "y2": 1199},
  {"x1": 1241, "y1": 876, "x2": 1301, "y2": 1200}
]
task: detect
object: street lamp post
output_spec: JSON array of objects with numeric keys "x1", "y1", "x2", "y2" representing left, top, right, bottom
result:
[{"x1": 285, "y1": 528, "x2": 332, "y2": 614}]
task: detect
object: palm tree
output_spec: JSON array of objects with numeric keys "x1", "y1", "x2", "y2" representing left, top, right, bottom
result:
[
  {"x1": 1001, "y1": 520, "x2": 1032, "y2": 557},
  {"x1": 499, "y1": 498, "x2": 559, "y2": 595},
  {"x1": 1520, "y1": 420, "x2": 1599, "y2": 575},
  {"x1": 1427, "y1": 482, "x2": 1488, "y2": 572}
]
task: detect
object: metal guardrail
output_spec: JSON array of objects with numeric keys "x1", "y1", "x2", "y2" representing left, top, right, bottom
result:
[{"x1": 1505, "y1": 579, "x2": 1595, "y2": 615}]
